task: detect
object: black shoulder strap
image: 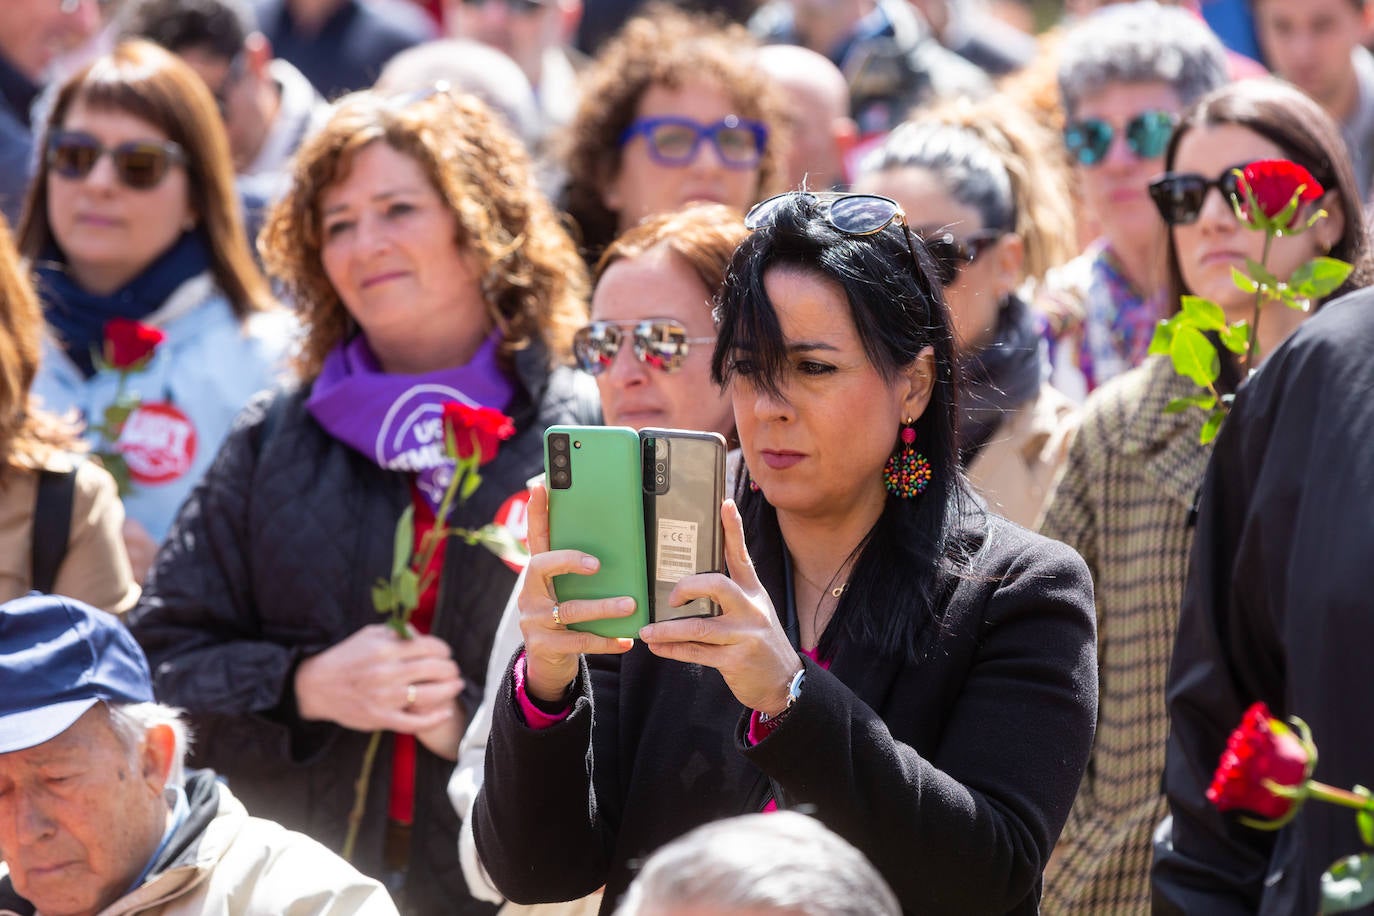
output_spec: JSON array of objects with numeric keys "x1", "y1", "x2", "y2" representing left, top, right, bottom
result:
[{"x1": 32, "y1": 466, "x2": 77, "y2": 594}]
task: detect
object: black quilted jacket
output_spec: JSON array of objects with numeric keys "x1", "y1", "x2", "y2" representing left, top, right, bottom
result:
[{"x1": 127, "y1": 345, "x2": 599, "y2": 916}]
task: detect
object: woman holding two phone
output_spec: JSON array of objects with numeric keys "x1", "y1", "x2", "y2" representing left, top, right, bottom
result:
[{"x1": 474, "y1": 192, "x2": 1099, "y2": 914}]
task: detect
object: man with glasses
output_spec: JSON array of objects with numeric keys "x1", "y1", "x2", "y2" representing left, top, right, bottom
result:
[
  {"x1": 117, "y1": 0, "x2": 325, "y2": 188},
  {"x1": 1036, "y1": 2, "x2": 1229, "y2": 401},
  {"x1": 0, "y1": 0, "x2": 104, "y2": 225},
  {"x1": 443, "y1": 0, "x2": 584, "y2": 136}
]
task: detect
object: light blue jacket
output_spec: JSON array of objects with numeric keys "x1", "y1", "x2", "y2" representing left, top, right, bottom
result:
[{"x1": 32, "y1": 273, "x2": 296, "y2": 543}]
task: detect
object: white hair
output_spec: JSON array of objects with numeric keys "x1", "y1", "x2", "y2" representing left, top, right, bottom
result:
[
  {"x1": 615, "y1": 812, "x2": 901, "y2": 916},
  {"x1": 106, "y1": 702, "x2": 192, "y2": 787}
]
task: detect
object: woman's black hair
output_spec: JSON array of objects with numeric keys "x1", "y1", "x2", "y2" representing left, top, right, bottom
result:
[{"x1": 710, "y1": 194, "x2": 974, "y2": 662}]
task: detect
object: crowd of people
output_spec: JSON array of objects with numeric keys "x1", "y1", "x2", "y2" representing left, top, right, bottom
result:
[{"x1": 3, "y1": 0, "x2": 1374, "y2": 914}]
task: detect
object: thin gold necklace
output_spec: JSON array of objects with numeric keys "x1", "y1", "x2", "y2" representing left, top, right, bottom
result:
[{"x1": 794, "y1": 565, "x2": 849, "y2": 599}]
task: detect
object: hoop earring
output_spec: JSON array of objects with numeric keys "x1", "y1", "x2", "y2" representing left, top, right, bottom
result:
[{"x1": 883, "y1": 418, "x2": 932, "y2": 499}]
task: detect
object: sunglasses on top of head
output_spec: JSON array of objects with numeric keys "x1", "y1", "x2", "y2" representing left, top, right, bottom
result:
[
  {"x1": 1063, "y1": 109, "x2": 1177, "y2": 167},
  {"x1": 46, "y1": 130, "x2": 186, "y2": 190},
  {"x1": 1148, "y1": 163, "x2": 1259, "y2": 225},
  {"x1": 573, "y1": 319, "x2": 715, "y2": 376},
  {"x1": 620, "y1": 115, "x2": 768, "y2": 170},
  {"x1": 746, "y1": 190, "x2": 924, "y2": 272}
]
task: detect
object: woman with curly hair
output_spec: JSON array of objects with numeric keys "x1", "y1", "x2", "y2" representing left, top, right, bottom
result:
[
  {"x1": 560, "y1": 4, "x2": 788, "y2": 265},
  {"x1": 0, "y1": 211, "x2": 136, "y2": 613},
  {"x1": 126, "y1": 86, "x2": 600, "y2": 914}
]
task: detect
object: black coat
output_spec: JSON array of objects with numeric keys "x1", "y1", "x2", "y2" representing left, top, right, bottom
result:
[
  {"x1": 474, "y1": 511, "x2": 1098, "y2": 915},
  {"x1": 1153, "y1": 288, "x2": 1374, "y2": 915},
  {"x1": 127, "y1": 346, "x2": 599, "y2": 916}
]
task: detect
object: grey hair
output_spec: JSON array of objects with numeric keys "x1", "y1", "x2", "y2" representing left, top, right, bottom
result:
[
  {"x1": 1057, "y1": 2, "x2": 1229, "y2": 119},
  {"x1": 106, "y1": 702, "x2": 192, "y2": 787},
  {"x1": 615, "y1": 812, "x2": 901, "y2": 916},
  {"x1": 374, "y1": 39, "x2": 543, "y2": 151},
  {"x1": 858, "y1": 119, "x2": 1016, "y2": 233}
]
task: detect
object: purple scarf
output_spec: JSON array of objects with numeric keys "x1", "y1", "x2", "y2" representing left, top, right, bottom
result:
[{"x1": 306, "y1": 334, "x2": 516, "y2": 510}]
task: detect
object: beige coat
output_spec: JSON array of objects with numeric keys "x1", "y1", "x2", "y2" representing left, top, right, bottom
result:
[
  {"x1": 0, "y1": 779, "x2": 397, "y2": 916},
  {"x1": 1037, "y1": 355, "x2": 1213, "y2": 914},
  {"x1": 965, "y1": 382, "x2": 1079, "y2": 530},
  {"x1": 0, "y1": 454, "x2": 137, "y2": 613}
]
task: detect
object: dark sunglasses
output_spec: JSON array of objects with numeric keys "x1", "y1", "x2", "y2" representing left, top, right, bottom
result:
[
  {"x1": 619, "y1": 115, "x2": 768, "y2": 170},
  {"x1": 573, "y1": 319, "x2": 715, "y2": 376},
  {"x1": 1148, "y1": 164, "x2": 1253, "y2": 225},
  {"x1": 46, "y1": 130, "x2": 186, "y2": 190},
  {"x1": 746, "y1": 191, "x2": 923, "y2": 278},
  {"x1": 913, "y1": 228, "x2": 1005, "y2": 286},
  {"x1": 1063, "y1": 110, "x2": 1177, "y2": 167}
]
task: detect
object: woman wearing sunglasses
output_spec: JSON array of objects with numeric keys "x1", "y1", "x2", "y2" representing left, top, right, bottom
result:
[
  {"x1": 1037, "y1": 2, "x2": 1228, "y2": 402},
  {"x1": 474, "y1": 191, "x2": 1098, "y2": 914},
  {"x1": 23, "y1": 40, "x2": 291, "y2": 580},
  {"x1": 1039, "y1": 78, "x2": 1373, "y2": 915},
  {"x1": 125, "y1": 88, "x2": 598, "y2": 914},
  {"x1": 450, "y1": 203, "x2": 747, "y2": 914},
  {"x1": 851, "y1": 100, "x2": 1078, "y2": 528},
  {"x1": 559, "y1": 5, "x2": 787, "y2": 266}
]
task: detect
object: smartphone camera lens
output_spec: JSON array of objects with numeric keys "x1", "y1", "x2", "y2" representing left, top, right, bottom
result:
[
  {"x1": 551, "y1": 436, "x2": 568, "y2": 452},
  {"x1": 552, "y1": 470, "x2": 571, "y2": 488},
  {"x1": 552, "y1": 453, "x2": 569, "y2": 469},
  {"x1": 549, "y1": 433, "x2": 572, "y2": 488},
  {"x1": 656, "y1": 473, "x2": 666, "y2": 486}
]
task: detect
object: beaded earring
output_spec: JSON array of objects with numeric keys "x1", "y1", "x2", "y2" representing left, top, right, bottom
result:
[{"x1": 883, "y1": 418, "x2": 932, "y2": 498}]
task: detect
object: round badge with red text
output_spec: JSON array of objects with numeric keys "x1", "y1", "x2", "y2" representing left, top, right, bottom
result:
[{"x1": 117, "y1": 402, "x2": 198, "y2": 485}]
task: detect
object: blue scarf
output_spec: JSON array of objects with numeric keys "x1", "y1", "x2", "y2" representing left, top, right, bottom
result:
[{"x1": 37, "y1": 232, "x2": 212, "y2": 377}]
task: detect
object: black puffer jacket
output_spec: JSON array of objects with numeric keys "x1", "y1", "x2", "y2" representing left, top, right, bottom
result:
[{"x1": 128, "y1": 345, "x2": 599, "y2": 916}]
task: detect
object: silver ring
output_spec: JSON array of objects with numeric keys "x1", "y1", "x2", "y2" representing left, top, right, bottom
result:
[
  {"x1": 551, "y1": 604, "x2": 563, "y2": 627},
  {"x1": 404, "y1": 683, "x2": 418, "y2": 710}
]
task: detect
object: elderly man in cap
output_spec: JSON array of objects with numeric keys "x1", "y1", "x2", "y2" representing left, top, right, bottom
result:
[{"x1": 0, "y1": 593, "x2": 398, "y2": 916}]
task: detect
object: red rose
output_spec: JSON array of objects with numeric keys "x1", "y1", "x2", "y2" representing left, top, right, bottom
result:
[
  {"x1": 103, "y1": 318, "x2": 165, "y2": 370},
  {"x1": 1207, "y1": 701, "x2": 1311, "y2": 820},
  {"x1": 442, "y1": 402, "x2": 515, "y2": 465},
  {"x1": 1237, "y1": 159, "x2": 1324, "y2": 227}
]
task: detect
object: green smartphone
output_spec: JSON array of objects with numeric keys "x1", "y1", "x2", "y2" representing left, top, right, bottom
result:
[
  {"x1": 640, "y1": 428, "x2": 727, "y2": 622},
  {"x1": 544, "y1": 425, "x2": 650, "y2": 639}
]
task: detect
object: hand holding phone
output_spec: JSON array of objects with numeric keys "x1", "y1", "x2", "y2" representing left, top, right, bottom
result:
[
  {"x1": 641, "y1": 429, "x2": 727, "y2": 622},
  {"x1": 544, "y1": 426, "x2": 651, "y2": 639}
]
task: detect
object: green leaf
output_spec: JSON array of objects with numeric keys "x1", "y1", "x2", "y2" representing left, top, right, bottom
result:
[
  {"x1": 395, "y1": 569, "x2": 419, "y2": 616},
  {"x1": 1170, "y1": 325, "x2": 1221, "y2": 388},
  {"x1": 1165, "y1": 393, "x2": 1217, "y2": 414},
  {"x1": 1148, "y1": 317, "x2": 1177, "y2": 356},
  {"x1": 391, "y1": 504, "x2": 415, "y2": 580},
  {"x1": 387, "y1": 616, "x2": 410, "y2": 638},
  {"x1": 1230, "y1": 267, "x2": 1259, "y2": 294},
  {"x1": 1200, "y1": 409, "x2": 1226, "y2": 445},
  {"x1": 371, "y1": 580, "x2": 395, "y2": 615},
  {"x1": 1289, "y1": 257, "x2": 1354, "y2": 301},
  {"x1": 460, "y1": 468, "x2": 482, "y2": 500},
  {"x1": 1245, "y1": 257, "x2": 1280, "y2": 290},
  {"x1": 1220, "y1": 320, "x2": 1250, "y2": 355},
  {"x1": 1180, "y1": 295, "x2": 1228, "y2": 331},
  {"x1": 1360, "y1": 809, "x2": 1374, "y2": 849},
  {"x1": 1273, "y1": 186, "x2": 1305, "y2": 235},
  {"x1": 95, "y1": 451, "x2": 133, "y2": 497},
  {"x1": 1321, "y1": 853, "x2": 1374, "y2": 913}
]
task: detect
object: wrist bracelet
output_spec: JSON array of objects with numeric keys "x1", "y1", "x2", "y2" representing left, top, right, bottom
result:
[{"x1": 757, "y1": 665, "x2": 805, "y2": 724}]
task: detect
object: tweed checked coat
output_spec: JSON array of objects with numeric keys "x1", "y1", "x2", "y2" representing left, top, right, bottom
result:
[{"x1": 1037, "y1": 355, "x2": 1212, "y2": 915}]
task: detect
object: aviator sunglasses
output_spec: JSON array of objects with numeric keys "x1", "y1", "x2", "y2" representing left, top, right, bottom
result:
[
  {"x1": 1063, "y1": 110, "x2": 1177, "y2": 167},
  {"x1": 747, "y1": 191, "x2": 936, "y2": 280},
  {"x1": 46, "y1": 130, "x2": 186, "y2": 190},
  {"x1": 1148, "y1": 163, "x2": 1256, "y2": 225},
  {"x1": 573, "y1": 319, "x2": 715, "y2": 376},
  {"x1": 619, "y1": 115, "x2": 768, "y2": 170}
]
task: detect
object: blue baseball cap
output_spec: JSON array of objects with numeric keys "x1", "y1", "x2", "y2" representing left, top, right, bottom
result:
[{"x1": 0, "y1": 593, "x2": 154, "y2": 754}]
